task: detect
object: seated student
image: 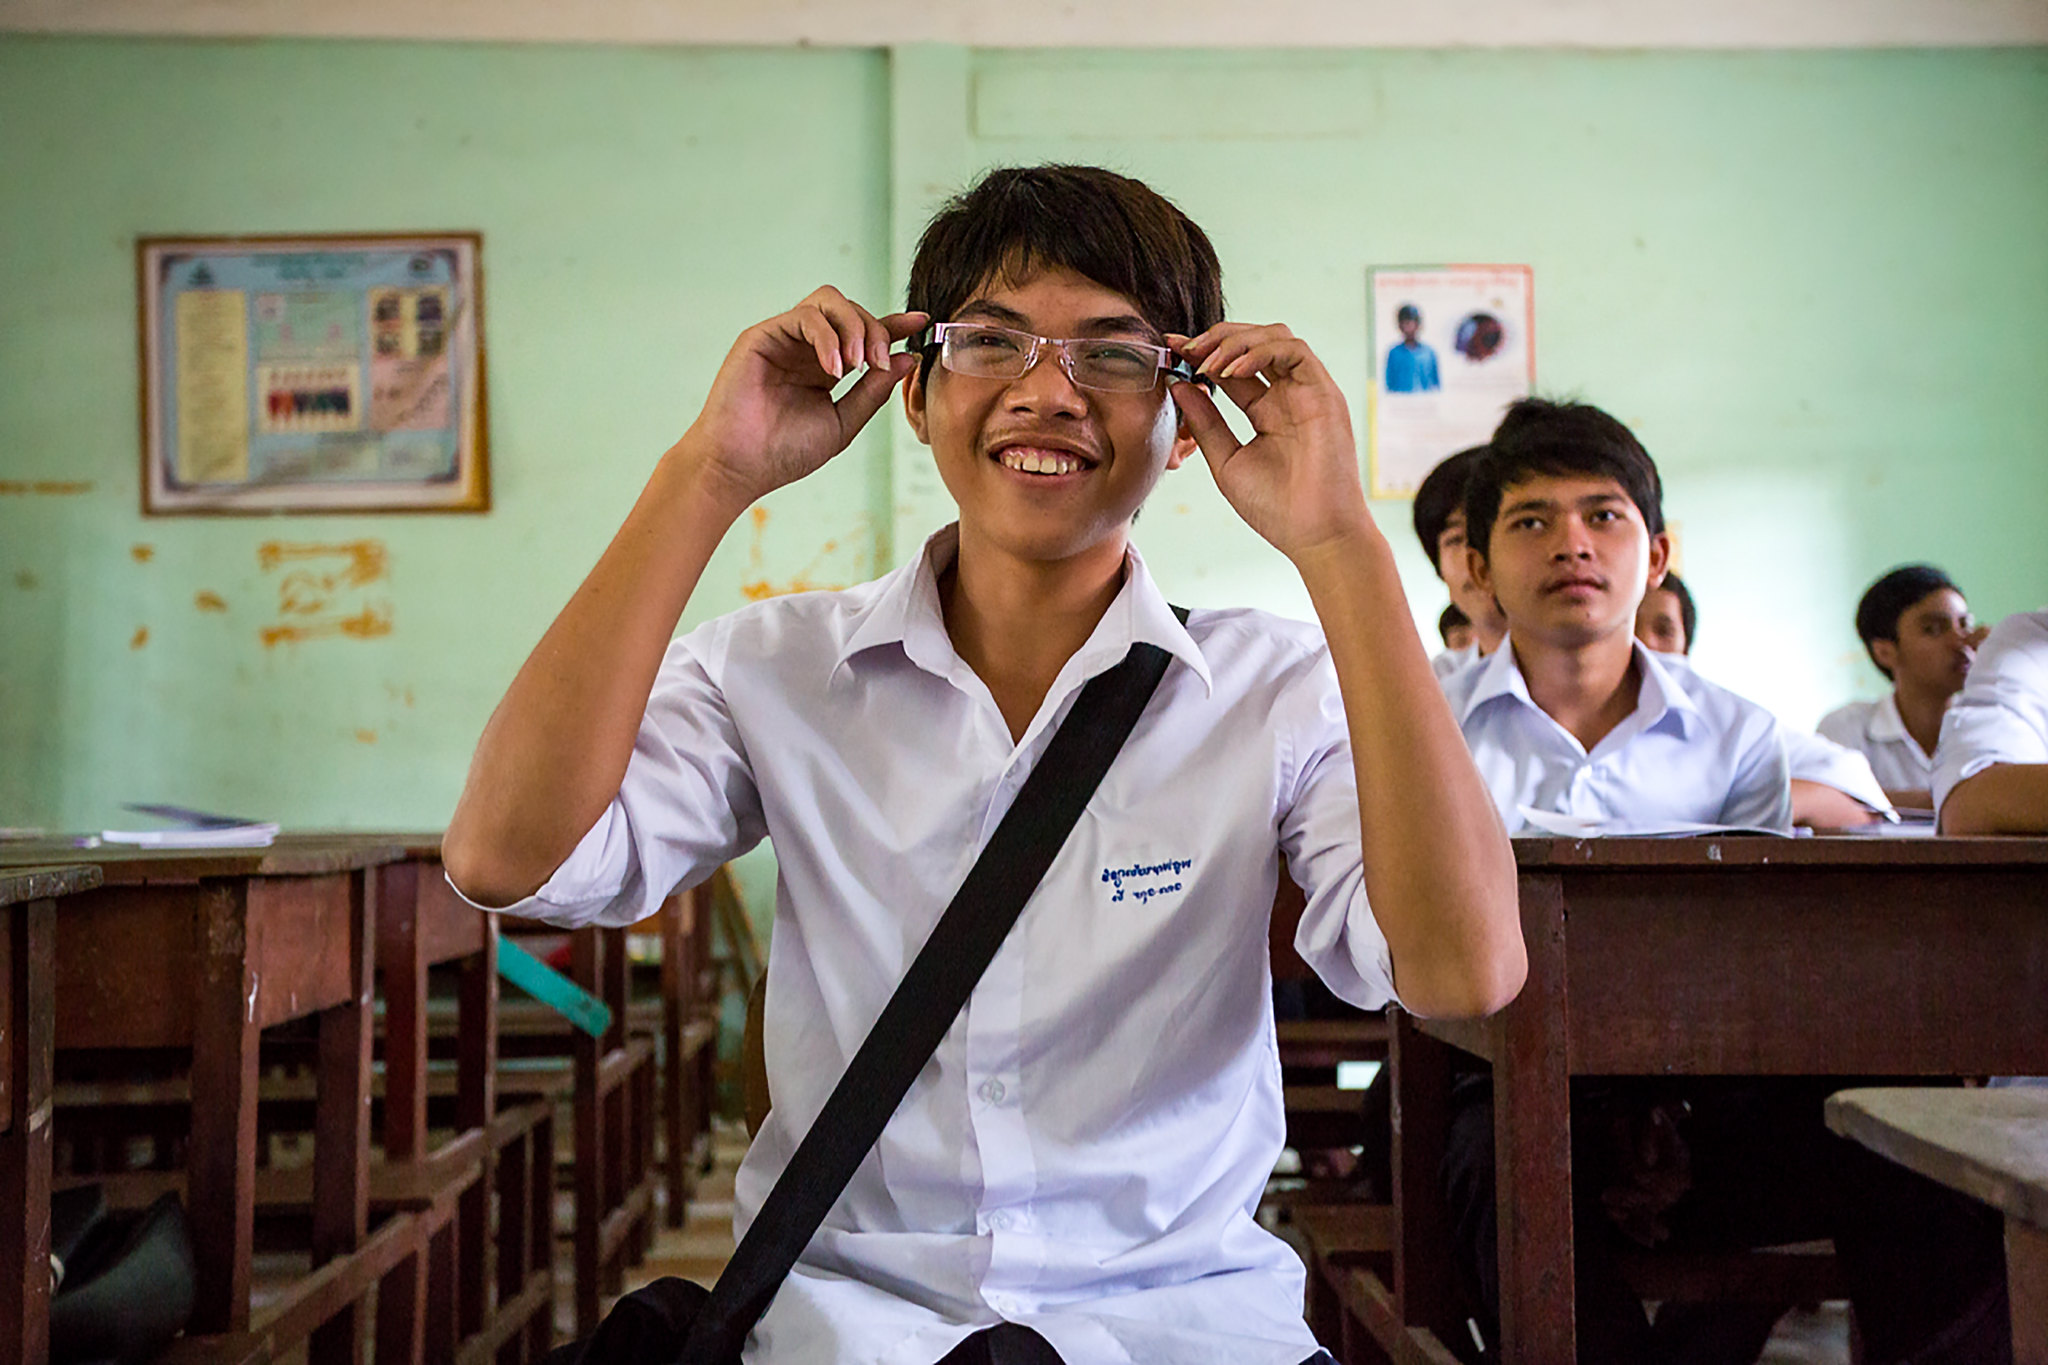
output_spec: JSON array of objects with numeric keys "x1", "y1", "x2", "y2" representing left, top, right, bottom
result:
[
  {"x1": 443, "y1": 165, "x2": 1523, "y2": 1365},
  {"x1": 1635, "y1": 572, "x2": 1893, "y2": 829},
  {"x1": 1439, "y1": 399, "x2": 2009, "y2": 1365},
  {"x1": 1438, "y1": 602, "x2": 1473, "y2": 653},
  {"x1": 1412, "y1": 446, "x2": 1507, "y2": 677},
  {"x1": 1936, "y1": 607, "x2": 2048, "y2": 834},
  {"x1": 1819, "y1": 564, "x2": 1985, "y2": 811}
]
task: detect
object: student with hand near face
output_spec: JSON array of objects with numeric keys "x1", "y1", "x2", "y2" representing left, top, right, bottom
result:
[
  {"x1": 1936, "y1": 607, "x2": 2048, "y2": 834},
  {"x1": 1412, "y1": 445, "x2": 1507, "y2": 679},
  {"x1": 443, "y1": 165, "x2": 1521, "y2": 1365},
  {"x1": 1436, "y1": 400, "x2": 2009, "y2": 1365},
  {"x1": 1819, "y1": 565, "x2": 1987, "y2": 812}
]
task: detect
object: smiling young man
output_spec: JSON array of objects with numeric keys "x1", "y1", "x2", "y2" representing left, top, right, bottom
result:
[
  {"x1": 1434, "y1": 400, "x2": 2009, "y2": 1365},
  {"x1": 1819, "y1": 564, "x2": 1987, "y2": 810},
  {"x1": 442, "y1": 166, "x2": 1520, "y2": 1365}
]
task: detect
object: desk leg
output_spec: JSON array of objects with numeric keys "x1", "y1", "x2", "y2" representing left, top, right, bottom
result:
[
  {"x1": 1391, "y1": 1007, "x2": 1459, "y2": 1348},
  {"x1": 572, "y1": 929, "x2": 603, "y2": 1337},
  {"x1": 190, "y1": 881, "x2": 260, "y2": 1334},
  {"x1": 456, "y1": 926, "x2": 497, "y2": 1340},
  {"x1": 2012, "y1": 1218, "x2": 2048, "y2": 1365},
  {"x1": 1495, "y1": 872, "x2": 1574, "y2": 1364},
  {"x1": 1, "y1": 900, "x2": 54, "y2": 1365},
  {"x1": 310, "y1": 869, "x2": 374, "y2": 1365},
  {"x1": 378, "y1": 862, "x2": 427, "y2": 1163}
]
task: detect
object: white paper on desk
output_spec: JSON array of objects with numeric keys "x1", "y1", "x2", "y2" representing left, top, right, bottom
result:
[
  {"x1": 100, "y1": 823, "x2": 278, "y2": 848},
  {"x1": 1514, "y1": 807, "x2": 1793, "y2": 839}
]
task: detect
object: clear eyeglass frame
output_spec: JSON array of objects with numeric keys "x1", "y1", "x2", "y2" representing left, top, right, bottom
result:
[{"x1": 920, "y1": 322, "x2": 1199, "y2": 393}]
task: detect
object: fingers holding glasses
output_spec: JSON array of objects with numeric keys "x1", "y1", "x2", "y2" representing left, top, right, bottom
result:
[{"x1": 787, "y1": 287, "x2": 922, "y2": 381}]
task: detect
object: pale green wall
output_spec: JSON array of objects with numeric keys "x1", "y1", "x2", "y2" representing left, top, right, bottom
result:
[{"x1": 5, "y1": 40, "x2": 2047, "y2": 912}]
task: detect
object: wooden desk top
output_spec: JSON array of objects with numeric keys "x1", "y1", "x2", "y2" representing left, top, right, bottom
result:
[
  {"x1": 0, "y1": 863, "x2": 102, "y2": 906},
  {"x1": 1513, "y1": 834, "x2": 2048, "y2": 869},
  {"x1": 1827, "y1": 1086, "x2": 2048, "y2": 1232},
  {"x1": 0, "y1": 834, "x2": 406, "y2": 883}
]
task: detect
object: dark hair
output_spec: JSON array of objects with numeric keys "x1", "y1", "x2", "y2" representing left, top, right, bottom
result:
[
  {"x1": 1396, "y1": 304, "x2": 1421, "y2": 325},
  {"x1": 905, "y1": 165, "x2": 1225, "y2": 385},
  {"x1": 1855, "y1": 564, "x2": 1960, "y2": 679},
  {"x1": 1437, "y1": 602, "x2": 1471, "y2": 645},
  {"x1": 1651, "y1": 570, "x2": 1698, "y2": 653},
  {"x1": 1411, "y1": 446, "x2": 1488, "y2": 573},
  {"x1": 1462, "y1": 397, "x2": 1665, "y2": 560}
]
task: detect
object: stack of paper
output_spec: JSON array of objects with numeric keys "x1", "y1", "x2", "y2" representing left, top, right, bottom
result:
[{"x1": 101, "y1": 803, "x2": 278, "y2": 849}]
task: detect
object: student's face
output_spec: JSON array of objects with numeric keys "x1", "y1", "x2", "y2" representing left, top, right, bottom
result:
[
  {"x1": 1434, "y1": 512, "x2": 1499, "y2": 632},
  {"x1": 903, "y1": 265, "x2": 1195, "y2": 566},
  {"x1": 1874, "y1": 588, "x2": 1977, "y2": 697},
  {"x1": 1471, "y1": 472, "x2": 1670, "y2": 650},
  {"x1": 1634, "y1": 588, "x2": 1689, "y2": 656}
]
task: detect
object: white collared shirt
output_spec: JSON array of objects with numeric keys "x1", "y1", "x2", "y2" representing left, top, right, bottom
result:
[
  {"x1": 463, "y1": 525, "x2": 1390, "y2": 1365},
  {"x1": 1933, "y1": 609, "x2": 2048, "y2": 815},
  {"x1": 1439, "y1": 637, "x2": 1793, "y2": 833},
  {"x1": 1816, "y1": 693, "x2": 1937, "y2": 794},
  {"x1": 1430, "y1": 641, "x2": 1478, "y2": 680}
]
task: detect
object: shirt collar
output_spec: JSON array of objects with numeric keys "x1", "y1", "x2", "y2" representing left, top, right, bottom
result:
[
  {"x1": 1459, "y1": 633, "x2": 1701, "y2": 740},
  {"x1": 831, "y1": 523, "x2": 1213, "y2": 696},
  {"x1": 1868, "y1": 692, "x2": 1912, "y2": 743}
]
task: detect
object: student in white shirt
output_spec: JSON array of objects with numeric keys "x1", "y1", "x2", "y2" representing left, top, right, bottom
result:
[
  {"x1": 443, "y1": 165, "x2": 1523, "y2": 1365},
  {"x1": 1635, "y1": 571, "x2": 1895, "y2": 829},
  {"x1": 1818, "y1": 564, "x2": 1985, "y2": 810},
  {"x1": 1412, "y1": 446, "x2": 1506, "y2": 679},
  {"x1": 1936, "y1": 608, "x2": 2048, "y2": 833},
  {"x1": 1437, "y1": 399, "x2": 2008, "y2": 1365}
]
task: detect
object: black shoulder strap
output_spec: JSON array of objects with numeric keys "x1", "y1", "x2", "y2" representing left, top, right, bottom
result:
[{"x1": 678, "y1": 611, "x2": 1188, "y2": 1363}]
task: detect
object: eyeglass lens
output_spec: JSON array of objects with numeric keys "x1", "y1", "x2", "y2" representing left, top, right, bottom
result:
[{"x1": 940, "y1": 326, "x2": 1169, "y2": 392}]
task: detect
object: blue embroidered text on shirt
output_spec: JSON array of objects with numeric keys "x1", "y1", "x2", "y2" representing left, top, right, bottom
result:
[{"x1": 1101, "y1": 857, "x2": 1195, "y2": 905}]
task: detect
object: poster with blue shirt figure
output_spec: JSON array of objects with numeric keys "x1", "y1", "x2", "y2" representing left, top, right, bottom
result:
[{"x1": 1368, "y1": 264, "x2": 1533, "y2": 499}]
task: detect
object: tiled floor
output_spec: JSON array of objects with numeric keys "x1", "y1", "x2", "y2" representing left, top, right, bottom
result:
[{"x1": 563, "y1": 1124, "x2": 1850, "y2": 1363}]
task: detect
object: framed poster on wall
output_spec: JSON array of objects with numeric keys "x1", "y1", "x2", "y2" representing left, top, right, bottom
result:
[
  {"x1": 1366, "y1": 264, "x2": 1533, "y2": 499},
  {"x1": 137, "y1": 232, "x2": 488, "y2": 514}
]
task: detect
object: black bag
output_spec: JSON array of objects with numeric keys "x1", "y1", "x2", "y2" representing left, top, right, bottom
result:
[{"x1": 559, "y1": 627, "x2": 1180, "y2": 1365}]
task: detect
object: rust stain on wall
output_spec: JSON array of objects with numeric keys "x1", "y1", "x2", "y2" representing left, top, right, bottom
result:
[
  {"x1": 738, "y1": 512, "x2": 871, "y2": 603},
  {"x1": 354, "y1": 729, "x2": 378, "y2": 744},
  {"x1": 256, "y1": 540, "x2": 392, "y2": 647},
  {"x1": 194, "y1": 591, "x2": 228, "y2": 612},
  {"x1": 130, "y1": 544, "x2": 155, "y2": 562},
  {"x1": 13, "y1": 570, "x2": 36, "y2": 590},
  {"x1": 0, "y1": 481, "x2": 94, "y2": 496},
  {"x1": 130, "y1": 626, "x2": 149, "y2": 649}
]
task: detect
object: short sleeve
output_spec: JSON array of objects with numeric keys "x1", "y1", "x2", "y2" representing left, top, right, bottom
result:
[
  {"x1": 1274, "y1": 650, "x2": 1397, "y2": 1010},
  {"x1": 1785, "y1": 729, "x2": 1894, "y2": 817},
  {"x1": 1718, "y1": 715, "x2": 1795, "y2": 832},
  {"x1": 451, "y1": 620, "x2": 769, "y2": 929},
  {"x1": 1933, "y1": 613, "x2": 2048, "y2": 814},
  {"x1": 1814, "y1": 704, "x2": 1862, "y2": 752}
]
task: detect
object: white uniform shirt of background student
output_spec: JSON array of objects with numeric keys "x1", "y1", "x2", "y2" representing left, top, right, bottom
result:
[
  {"x1": 457, "y1": 527, "x2": 1395, "y2": 1365},
  {"x1": 1440, "y1": 636, "x2": 1793, "y2": 833},
  {"x1": 1818, "y1": 694, "x2": 1936, "y2": 794},
  {"x1": 1933, "y1": 608, "x2": 2048, "y2": 813}
]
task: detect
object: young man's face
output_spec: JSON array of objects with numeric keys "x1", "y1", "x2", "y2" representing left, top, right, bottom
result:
[
  {"x1": 1434, "y1": 511, "x2": 1500, "y2": 636},
  {"x1": 1634, "y1": 587, "x2": 1689, "y2": 656},
  {"x1": 904, "y1": 264, "x2": 1194, "y2": 566},
  {"x1": 1471, "y1": 472, "x2": 1670, "y2": 651},
  {"x1": 1873, "y1": 587, "x2": 1976, "y2": 697},
  {"x1": 1398, "y1": 315, "x2": 1421, "y2": 343}
]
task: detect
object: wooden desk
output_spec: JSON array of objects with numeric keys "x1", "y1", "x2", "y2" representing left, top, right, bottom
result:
[
  {"x1": 1377, "y1": 836, "x2": 2048, "y2": 1365},
  {"x1": 0, "y1": 838, "x2": 402, "y2": 1363},
  {"x1": 2, "y1": 864, "x2": 101, "y2": 1365},
  {"x1": 1827, "y1": 1086, "x2": 2048, "y2": 1365}
]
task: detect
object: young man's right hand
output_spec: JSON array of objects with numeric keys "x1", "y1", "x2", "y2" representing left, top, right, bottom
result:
[{"x1": 674, "y1": 287, "x2": 927, "y2": 515}]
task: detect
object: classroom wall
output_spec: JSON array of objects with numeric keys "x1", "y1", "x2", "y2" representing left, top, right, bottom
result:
[{"x1": 5, "y1": 39, "x2": 2046, "y2": 917}]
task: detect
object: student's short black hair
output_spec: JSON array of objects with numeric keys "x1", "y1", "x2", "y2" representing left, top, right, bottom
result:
[
  {"x1": 1653, "y1": 570, "x2": 1698, "y2": 653},
  {"x1": 1855, "y1": 564, "x2": 1960, "y2": 679},
  {"x1": 906, "y1": 165, "x2": 1225, "y2": 385},
  {"x1": 1437, "y1": 602, "x2": 1471, "y2": 645},
  {"x1": 1411, "y1": 445, "x2": 1489, "y2": 573},
  {"x1": 1462, "y1": 398, "x2": 1665, "y2": 560},
  {"x1": 1396, "y1": 304, "x2": 1421, "y2": 325}
]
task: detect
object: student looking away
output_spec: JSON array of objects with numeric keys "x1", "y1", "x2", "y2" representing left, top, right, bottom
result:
[
  {"x1": 1412, "y1": 445, "x2": 1507, "y2": 679},
  {"x1": 1819, "y1": 564, "x2": 1985, "y2": 810}
]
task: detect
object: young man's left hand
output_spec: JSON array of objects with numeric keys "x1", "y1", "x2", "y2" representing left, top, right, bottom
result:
[{"x1": 1168, "y1": 323, "x2": 1372, "y2": 564}]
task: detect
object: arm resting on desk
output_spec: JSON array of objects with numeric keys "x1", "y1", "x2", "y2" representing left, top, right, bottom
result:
[{"x1": 1938, "y1": 763, "x2": 2048, "y2": 835}]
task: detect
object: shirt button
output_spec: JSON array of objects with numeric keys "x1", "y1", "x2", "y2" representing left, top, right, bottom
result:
[
  {"x1": 987, "y1": 1210, "x2": 1012, "y2": 1232},
  {"x1": 978, "y1": 1078, "x2": 1007, "y2": 1105}
]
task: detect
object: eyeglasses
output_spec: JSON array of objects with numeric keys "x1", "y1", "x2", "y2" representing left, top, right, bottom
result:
[{"x1": 919, "y1": 323, "x2": 1198, "y2": 393}]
